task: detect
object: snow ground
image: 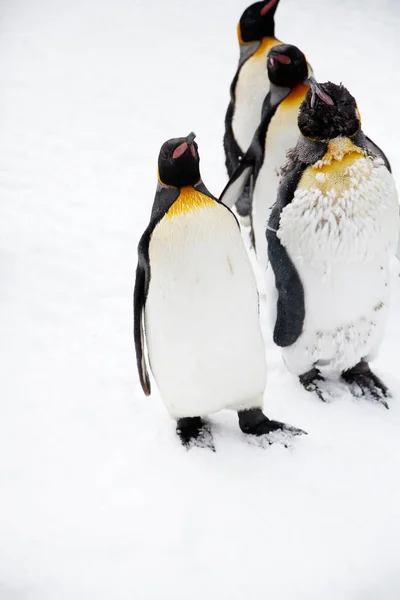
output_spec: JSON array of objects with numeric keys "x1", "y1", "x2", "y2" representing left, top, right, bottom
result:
[{"x1": 1, "y1": 0, "x2": 400, "y2": 598}]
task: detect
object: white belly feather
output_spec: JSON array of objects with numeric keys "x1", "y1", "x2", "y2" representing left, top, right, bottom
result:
[
  {"x1": 232, "y1": 42, "x2": 280, "y2": 153},
  {"x1": 273, "y1": 156, "x2": 399, "y2": 375},
  {"x1": 145, "y1": 202, "x2": 267, "y2": 418}
]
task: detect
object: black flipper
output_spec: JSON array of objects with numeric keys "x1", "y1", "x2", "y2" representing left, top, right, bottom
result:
[
  {"x1": 365, "y1": 136, "x2": 391, "y2": 172},
  {"x1": 266, "y1": 137, "x2": 327, "y2": 348},
  {"x1": 267, "y1": 159, "x2": 307, "y2": 347},
  {"x1": 223, "y1": 86, "x2": 243, "y2": 178},
  {"x1": 134, "y1": 256, "x2": 151, "y2": 396},
  {"x1": 133, "y1": 184, "x2": 180, "y2": 396},
  {"x1": 220, "y1": 90, "x2": 283, "y2": 210}
]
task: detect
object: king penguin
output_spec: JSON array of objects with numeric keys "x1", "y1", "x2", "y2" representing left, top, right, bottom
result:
[
  {"x1": 222, "y1": 44, "x2": 310, "y2": 272},
  {"x1": 224, "y1": 0, "x2": 282, "y2": 178},
  {"x1": 265, "y1": 80, "x2": 399, "y2": 406},
  {"x1": 134, "y1": 133, "x2": 305, "y2": 448},
  {"x1": 223, "y1": 1, "x2": 390, "y2": 221},
  {"x1": 221, "y1": 48, "x2": 393, "y2": 278},
  {"x1": 223, "y1": 0, "x2": 314, "y2": 220}
]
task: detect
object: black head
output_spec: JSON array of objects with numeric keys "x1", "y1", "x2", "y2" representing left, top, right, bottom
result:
[
  {"x1": 267, "y1": 44, "x2": 308, "y2": 88},
  {"x1": 158, "y1": 133, "x2": 200, "y2": 187},
  {"x1": 238, "y1": 0, "x2": 280, "y2": 43},
  {"x1": 298, "y1": 79, "x2": 361, "y2": 141}
]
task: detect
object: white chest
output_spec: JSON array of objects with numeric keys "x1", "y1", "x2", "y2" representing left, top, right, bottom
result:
[
  {"x1": 276, "y1": 157, "x2": 399, "y2": 372},
  {"x1": 232, "y1": 54, "x2": 271, "y2": 153},
  {"x1": 279, "y1": 158, "x2": 399, "y2": 270},
  {"x1": 144, "y1": 203, "x2": 267, "y2": 417}
]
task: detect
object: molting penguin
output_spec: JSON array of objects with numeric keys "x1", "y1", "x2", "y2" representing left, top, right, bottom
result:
[
  {"x1": 222, "y1": 44, "x2": 309, "y2": 272},
  {"x1": 134, "y1": 133, "x2": 305, "y2": 448},
  {"x1": 266, "y1": 80, "x2": 399, "y2": 406}
]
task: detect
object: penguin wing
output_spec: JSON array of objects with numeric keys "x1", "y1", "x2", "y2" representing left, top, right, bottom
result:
[
  {"x1": 134, "y1": 232, "x2": 152, "y2": 396},
  {"x1": 365, "y1": 136, "x2": 391, "y2": 173},
  {"x1": 223, "y1": 72, "x2": 244, "y2": 177},
  {"x1": 220, "y1": 91, "x2": 280, "y2": 209},
  {"x1": 219, "y1": 158, "x2": 255, "y2": 210},
  {"x1": 134, "y1": 186, "x2": 180, "y2": 396},
  {"x1": 267, "y1": 159, "x2": 307, "y2": 348}
]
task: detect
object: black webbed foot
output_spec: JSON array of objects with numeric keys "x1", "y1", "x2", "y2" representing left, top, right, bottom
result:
[
  {"x1": 342, "y1": 361, "x2": 390, "y2": 409},
  {"x1": 238, "y1": 408, "x2": 306, "y2": 444},
  {"x1": 299, "y1": 368, "x2": 333, "y2": 403},
  {"x1": 176, "y1": 417, "x2": 215, "y2": 450}
]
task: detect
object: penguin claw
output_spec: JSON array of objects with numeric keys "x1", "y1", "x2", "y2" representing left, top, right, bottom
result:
[
  {"x1": 345, "y1": 377, "x2": 390, "y2": 409},
  {"x1": 299, "y1": 368, "x2": 334, "y2": 403},
  {"x1": 176, "y1": 418, "x2": 215, "y2": 451},
  {"x1": 342, "y1": 363, "x2": 390, "y2": 410},
  {"x1": 245, "y1": 423, "x2": 307, "y2": 449},
  {"x1": 267, "y1": 420, "x2": 307, "y2": 437},
  {"x1": 238, "y1": 409, "x2": 307, "y2": 447}
]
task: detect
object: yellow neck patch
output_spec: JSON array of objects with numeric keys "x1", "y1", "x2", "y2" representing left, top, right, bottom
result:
[
  {"x1": 166, "y1": 186, "x2": 214, "y2": 219},
  {"x1": 298, "y1": 137, "x2": 367, "y2": 197},
  {"x1": 280, "y1": 82, "x2": 309, "y2": 109},
  {"x1": 253, "y1": 36, "x2": 281, "y2": 57},
  {"x1": 319, "y1": 137, "x2": 364, "y2": 166}
]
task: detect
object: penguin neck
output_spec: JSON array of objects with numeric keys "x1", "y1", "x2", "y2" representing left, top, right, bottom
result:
[
  {"x1": 315, "y1": 137, "x2": 365, "y2": 168},
  {"x1": 238, "y1": 35, "x2": 281, "y2": 67},
  {"x1": 166, "y1": 185, "x2": 214, "y2": 219},
  {"x1": 269, "y1": 82, "x2": 292, "y2": 106},
  {"x1": 295, "y1": 135, "x2": 329, "y2": 165}
]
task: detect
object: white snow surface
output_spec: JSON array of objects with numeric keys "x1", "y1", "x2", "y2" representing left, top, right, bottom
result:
[{"x1": 1, "y1": 1, "x2": 400, "y2": 598}]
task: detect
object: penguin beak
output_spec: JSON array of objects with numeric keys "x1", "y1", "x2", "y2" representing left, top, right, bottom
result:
[
  {"x1": 172, "y1": 133, "x2": 197, "y2": 160},
  {"x1": 260, "y1": 0, "x2": 279, "y2": 16},
  {"x1": 186, "y1": 131, "x2": 197, "y2": 158},
  {"x1": 185, "y1": 132, "x2": 196, "y2": 144},
  {"x1": 308, "y1": 77, "x2": 334, "y2": 108}
]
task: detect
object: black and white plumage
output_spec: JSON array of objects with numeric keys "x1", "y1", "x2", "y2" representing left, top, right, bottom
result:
[
  {"x1": 266, "y1": 81, "x2": 399, "y2": 406},
  {"x1": 134, "y1": 134, "x2": 305, "y2": 446},
  {"x1": 224, "y1": 0, "x2": 283, "y2": 219},
  {"x1": 221, "y1": 44, "x2": 310, "y2": 267}
]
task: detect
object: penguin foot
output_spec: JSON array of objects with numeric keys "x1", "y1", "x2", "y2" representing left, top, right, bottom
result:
[
  {"x1": 299, "y1": 368, "x2": 333, "y2": 403},
  {"x1": 238, "y1": 408, "x2": 306, "y2": 445},
  {"x1": 341, "y1": 361, "x2": 390, "y2": 409},
  {"x1": 176, "y1": 417, "x2": 215, "y2": 451}
]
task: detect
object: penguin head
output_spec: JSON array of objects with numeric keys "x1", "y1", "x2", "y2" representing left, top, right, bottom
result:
[
  {"x1": 238, "y1": 0, "x2": 280, "y2": 43},
  {"x1": 267, "y1": 44, "x2": 308, "y2": 88},
  {"x1": 298, "y1": 79, "x2": 361, "y2": 141},
  {"x1": 158, "y1": 133, "x2": 200, "y2": 187}
]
